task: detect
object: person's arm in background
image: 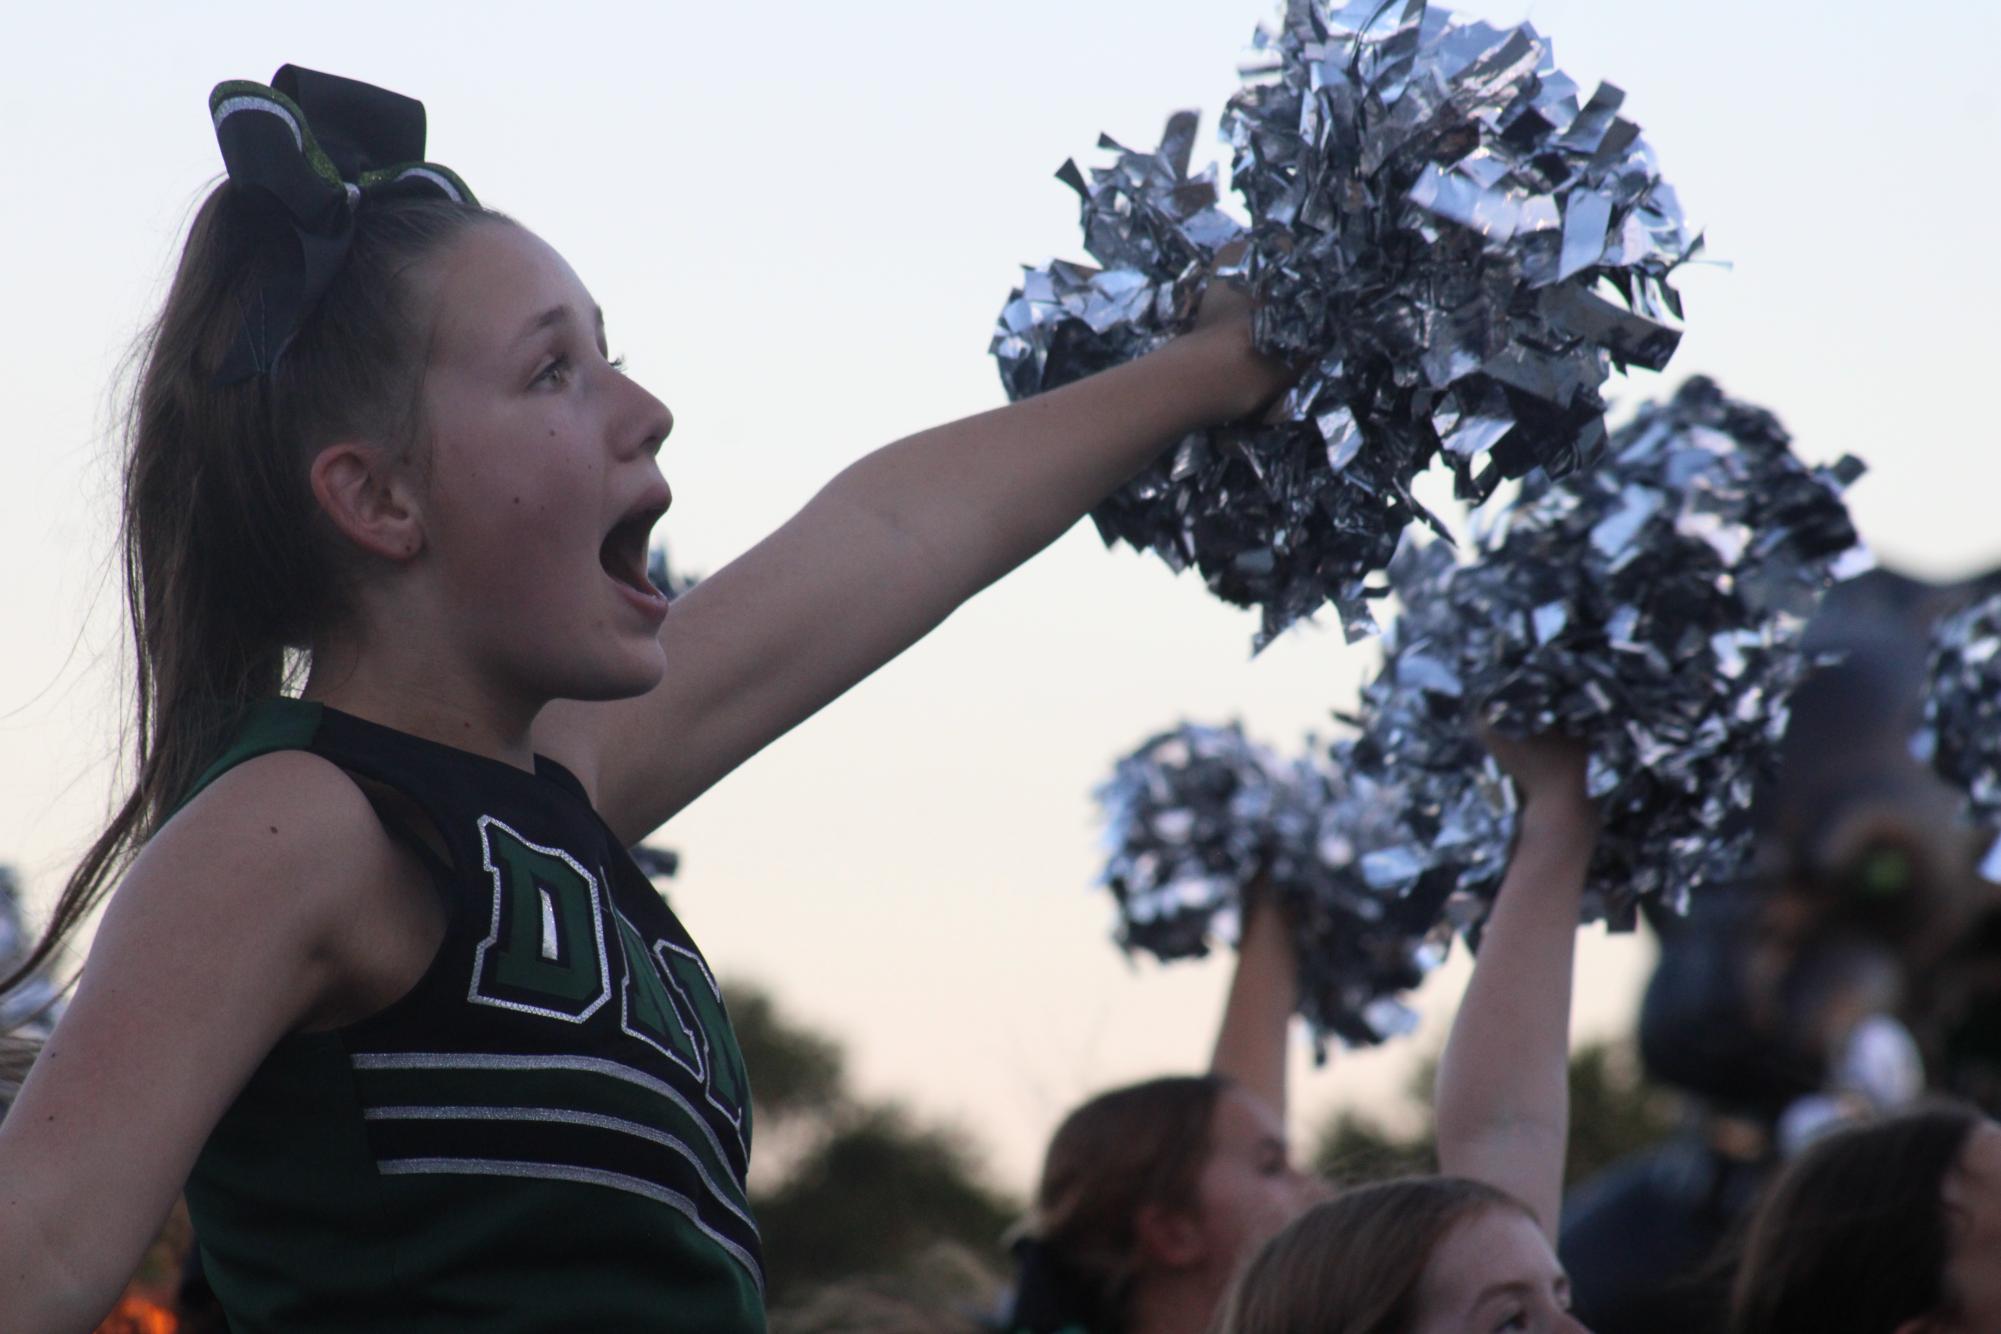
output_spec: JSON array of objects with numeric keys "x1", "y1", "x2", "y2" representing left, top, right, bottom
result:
[
  {"x1": 1433, "y1": 731, "x2": 1599, "y2": 1236},
  {"x1": 1210, "y1": 883, "x2": 1301, "y2": 1122}
]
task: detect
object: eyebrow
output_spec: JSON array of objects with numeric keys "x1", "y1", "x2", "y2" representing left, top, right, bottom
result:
[
  {"x1": 1471, "y1": 1281, "x2": 1533, "y2": 1307},
  {"x1": 514, "y1": 303, "x2": 607, "y2": 346},
  {"x1": 1469, "y1": 1276, "x2": 1571, "y2": 1311}
]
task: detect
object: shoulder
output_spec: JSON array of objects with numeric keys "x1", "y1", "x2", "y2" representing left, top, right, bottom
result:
[
  {"x1": 101, "y1": 748, "x2": 441, "y2": 1031},
  {"x1": 161, "y1": 747, "x2": 387, "y2": 866},
  {"x1": 123, "y1": 749, "x2": 407, "y2": 947}
]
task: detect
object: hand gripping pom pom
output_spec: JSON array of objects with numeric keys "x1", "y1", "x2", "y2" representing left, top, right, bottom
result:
[
  {"x1": 1357, "y1": 378, "x2": 1869, "y2": 931},
  {"x1": 993, "y1": 0, "x2": 1699, "y2": 650}
]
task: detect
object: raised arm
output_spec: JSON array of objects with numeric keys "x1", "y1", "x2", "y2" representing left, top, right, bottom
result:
[
  {"x1": 1208, "y1": 885, "x2": 1301, "y2": 1122},
  {"x1": 1432, "y1": 731, "x2": 1597, "y2": 1238},
  {"x1": 542, "y1": 297, "x2": 1290, "y2": 843}
]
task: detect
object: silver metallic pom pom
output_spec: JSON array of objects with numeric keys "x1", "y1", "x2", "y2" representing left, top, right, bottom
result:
[
  {"x1": 1361, "y1": 378, "x2": 1868, "y2": 929},
  {"x1": 1095, "y1": 722, "x2": 1452, "y2": 1049},
  {"x1": 1919, "y1": 591, "x2": 2001, "y2": 877},
  {"x1": 995, "y1": 0, "x2": 1698, "y2": 649}
]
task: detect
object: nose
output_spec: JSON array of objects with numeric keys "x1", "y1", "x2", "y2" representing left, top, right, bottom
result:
[
  {"x1": 615, "y1": 366, "x2": 674, "y2": 459},
  {"x1": 637, "y1": 395, "x2": 673, "y2": 459},
  {"x1": 643, "y1": 399, "x2": 674, "y2": 457}
]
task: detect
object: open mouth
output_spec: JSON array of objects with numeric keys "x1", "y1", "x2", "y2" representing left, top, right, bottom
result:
[{"x1": 599, "y1": 506, "x2": 666, "y2": 597}]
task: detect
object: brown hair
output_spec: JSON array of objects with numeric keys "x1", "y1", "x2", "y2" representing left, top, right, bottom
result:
[
  {"x1": 1210, "y1": 1175, "x2": 1529, "y2": 1334},
  {"x1": 1728, "y1": 1105, "x2": 1984, "y2": 1334},
  {"x1": 0, "y1": 179, "x2": 501, "y2": 1056},
  {"x1": 1013, "y1": 1074, "x2": 1232, "y2": 1331}
]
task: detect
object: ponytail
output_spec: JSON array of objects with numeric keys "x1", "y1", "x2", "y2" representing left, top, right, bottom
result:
[{"x1": 0, "y1": 181, "x2": 499, "y2": 1070}]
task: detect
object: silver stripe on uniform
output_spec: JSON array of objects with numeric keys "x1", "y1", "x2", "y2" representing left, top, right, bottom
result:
[
  {"x1": 374, "y1": 1156, "x2": 764, "y2": 1294},
  {"x1": 348, "y1": 1050, "x2": 742, "y2": 1192},
  {"x1": 362, "y1": 1103, "x2": 755, "y2": 1228}
]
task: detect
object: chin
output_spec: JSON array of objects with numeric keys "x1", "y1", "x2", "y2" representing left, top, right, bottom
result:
[{"x1": 546, "y1": 646, "x2": 668, "y2": 704}]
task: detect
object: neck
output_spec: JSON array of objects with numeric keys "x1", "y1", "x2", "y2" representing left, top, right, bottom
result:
[
  {"x1": 302, "y1": 630, "x2": 542, "y2": 772},
  {"x1": 1127, "y1": 1267, "x2": 1228, "y2": 1334}
]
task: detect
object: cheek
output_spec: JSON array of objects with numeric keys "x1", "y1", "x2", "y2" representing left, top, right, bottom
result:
[
  {"x1": 433, "y1": 440, "x2": 598, "y2": 561},
  {"x1": 1254, "y1": 1177, "x2": 1308, "y2": 1237},
  {"x1": 1958, "y1": 1248, "x2": 2001, "y2": 1330},
  {"x1": 1200, "y1": 1169, "x2": 1299, "y2": 1253}
]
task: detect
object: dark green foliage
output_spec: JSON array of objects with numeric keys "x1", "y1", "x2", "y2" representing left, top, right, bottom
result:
[
  {"x1": 723, "y1": 981, "x2": 1018, "y2": 1313},
  {"x1": 754, "y1": 1105, "x2": 1017, "y2": 1304},
  {"x1": 1562, "y1": 1040, "x2": 1682, "y2": 1186},
  {"x1": 1315, "y1": 1107, "x2": 1437, "y2": 1184},
  {"x1": 725, "y1": 983, "x2": 845, "y2": 1130}
]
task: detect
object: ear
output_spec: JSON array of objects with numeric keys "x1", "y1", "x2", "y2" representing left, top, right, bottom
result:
[
  {"x1": 309, "y1": 441, "x2": 425, "y2": 563},
  {"x1": 1134, "y1": 1201, "x2": 1208, "y2": 1271}
]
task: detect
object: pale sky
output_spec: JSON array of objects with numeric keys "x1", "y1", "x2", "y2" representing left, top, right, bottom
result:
[{"x1": 4, "y1": 0, "x2": 1998, "y2": 1188}]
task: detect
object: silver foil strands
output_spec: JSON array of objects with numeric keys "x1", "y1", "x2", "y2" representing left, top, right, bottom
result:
[
  {"x1": 1361, "y1": 378, "x2": 1868, "y2": 929},
  {"x1": 1918, "y1": 592, "x2": 2001, "y2": 873},
  {"x1": 1097, "y1": 722, "x2": 1295, "y2": 959},
  {"x1": 994, "y1": 0, "x2": 1698, "y2": 648},
  {"x1": 1095, "y1": 722, "x2": 1451, "y2": 1049},
  {"x1": 1298, "y1": 740, "x2": 1463, "y2": 1048},
  {"x1": 994, "y1": 110, "x2": 1233, "y2": 407},
  {"x1": 1339, "y1": 539, "x2": 1518, "y2": 929}
]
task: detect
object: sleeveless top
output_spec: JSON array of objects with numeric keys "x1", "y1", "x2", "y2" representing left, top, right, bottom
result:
[{"x1": 180, "y1": 698, "x2": 764, "y2": 1332}]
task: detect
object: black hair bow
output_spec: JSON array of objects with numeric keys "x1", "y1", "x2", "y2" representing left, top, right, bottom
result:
[{"x1": 208, "y1": 64, "x2": 476, "y2": 383}]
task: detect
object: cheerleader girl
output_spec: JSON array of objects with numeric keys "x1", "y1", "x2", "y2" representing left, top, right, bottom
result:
[
  {"x1": 1210, "y1": 730, "x2": 1599, "y2": 1334},
  {"x1": 1010, "y1": 729, "x2": 1600, "y2": 1334},
  {"x1": 1005, "y1": 889, "x2": 1323, "y2": 1334},
  {"x1": 0, "y1": 65, "x2": 1287, "y2": 1333}
]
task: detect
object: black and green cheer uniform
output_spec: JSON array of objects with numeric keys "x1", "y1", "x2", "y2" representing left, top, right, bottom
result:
[{"x1": 180, "y1": 698, "x2": 763, "y2": 1331}]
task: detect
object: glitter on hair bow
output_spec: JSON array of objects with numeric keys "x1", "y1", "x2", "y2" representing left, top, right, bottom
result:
[
  {"x1": 209, "y1": 65, "x2": 475, "y2": 383},
  {"x1": 993, "y1": 0, "x2": 1698, "y2": 649}
]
